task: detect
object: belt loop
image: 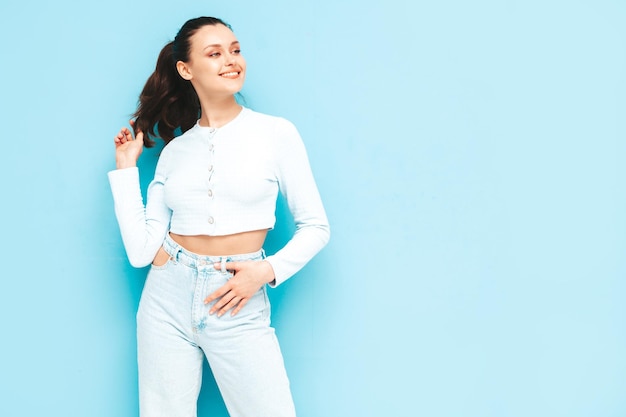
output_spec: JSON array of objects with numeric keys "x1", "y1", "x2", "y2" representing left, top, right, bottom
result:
[{"x1": 220, "y1": 256, "x2": 227, "y2": 273}]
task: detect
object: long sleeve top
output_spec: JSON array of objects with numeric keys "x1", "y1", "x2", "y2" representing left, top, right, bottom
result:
[{"x1": 108, "y1": 107, "x2": 330, "y2": 286}]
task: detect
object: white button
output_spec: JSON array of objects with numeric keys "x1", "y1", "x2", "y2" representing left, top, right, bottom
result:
[
  {"x1": 208, "y1": 189, "x2": 213, "y2": 197},
  {"x1": 208, "y1": 164, "x2": 214, "y2": 172},
  {"x1": 209, "y1": 128, "x2": 216, "y2": 133},
  {"x1": 208, "y1": 216, "x2": 214, "y2": 224},
  {"x1": 209, "y1": 144, "x2": 215, "y2": 151}
]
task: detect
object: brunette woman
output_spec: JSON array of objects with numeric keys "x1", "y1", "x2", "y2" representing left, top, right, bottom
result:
[{"x1": 109, "y1": 16, "x2": 329, "y2": 417}]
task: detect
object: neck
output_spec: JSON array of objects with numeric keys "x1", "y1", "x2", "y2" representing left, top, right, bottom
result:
[{"x1": 197, "y1": 95, "x2": 242, "y2": 128}]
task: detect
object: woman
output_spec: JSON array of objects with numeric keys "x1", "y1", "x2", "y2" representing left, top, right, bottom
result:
[{"x1": 108, "y1": 16, "x2": 329, "y2": 417}]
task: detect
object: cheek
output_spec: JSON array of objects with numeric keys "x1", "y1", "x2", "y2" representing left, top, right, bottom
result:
[
  {"x1": 194, "y1": 63, "x2": 221, "y2": 82},
  {"x1": 238, "y1": 57, "x2": 247, "y2": 71}
]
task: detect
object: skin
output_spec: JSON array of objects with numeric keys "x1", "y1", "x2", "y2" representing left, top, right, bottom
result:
[{"x1": 114, "y1": 24, "x2": 275, "y2": 318}]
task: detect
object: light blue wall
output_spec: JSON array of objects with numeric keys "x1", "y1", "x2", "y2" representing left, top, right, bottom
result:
[{"x1": 1, "y1": 0, "x2": 625, "y2": 416}]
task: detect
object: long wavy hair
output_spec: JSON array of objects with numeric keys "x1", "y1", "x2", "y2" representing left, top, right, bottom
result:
[{"x1": 133, "y1": 17, "x2": 232, "y2": 147}]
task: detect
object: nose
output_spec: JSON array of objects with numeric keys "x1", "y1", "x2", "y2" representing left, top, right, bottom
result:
[{"x1": 225, "y1": 52, "x2": 237, "y2": 65}]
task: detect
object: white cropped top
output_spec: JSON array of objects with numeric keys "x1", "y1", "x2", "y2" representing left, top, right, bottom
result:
[{"x1": 108, "y1": 107, "x2": 330, "y2": 286}]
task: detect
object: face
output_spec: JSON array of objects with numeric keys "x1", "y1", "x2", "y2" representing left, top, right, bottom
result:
[{"x1": 176, "y1": 24, "x2": 246, "y2": 97}]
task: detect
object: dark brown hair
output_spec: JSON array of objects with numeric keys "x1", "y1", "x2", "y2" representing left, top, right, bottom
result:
[{"x1": 133, "y1": 17, "x2": 232, "y2": 147}]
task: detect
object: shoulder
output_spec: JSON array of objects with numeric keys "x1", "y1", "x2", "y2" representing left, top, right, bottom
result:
[
  {"x1": 242, "y1": 107, "x2": 298, "y2": 134},
  {"x1": 233, "y1": 108, "x2": 302, "y2": 151},
  {"x1": 245, "y1": 110, "x2": 305, "y2": 157}
]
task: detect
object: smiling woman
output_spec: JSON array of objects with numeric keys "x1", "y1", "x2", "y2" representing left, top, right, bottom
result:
[
  {"x1": 176, "y1": 25, "x2": 247, "y2": 111},
  {"x1": 108, "y1": 16, "x2": 330, "y2": 417}
]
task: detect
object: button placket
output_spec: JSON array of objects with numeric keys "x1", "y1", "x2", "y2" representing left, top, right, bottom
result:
[{"x1": 206, "y1": 128, "x2": 217, "y2": 227}]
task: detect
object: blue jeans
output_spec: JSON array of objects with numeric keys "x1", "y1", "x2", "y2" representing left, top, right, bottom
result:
[{"x1": 136, "y1": 234, "x2": 296, "y2": 417}]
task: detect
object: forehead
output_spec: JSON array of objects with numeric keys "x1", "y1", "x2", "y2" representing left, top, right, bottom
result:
[{"x1": 190, "y1": 24, "x2": 239, "y2": 50}]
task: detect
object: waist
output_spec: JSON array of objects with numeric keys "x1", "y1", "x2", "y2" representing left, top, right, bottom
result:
[
  {"x1": 168, "y1": 229, "x2": 268, "y2": 256},
  {"x1": 163, "y1": 233, "x2": 265, "y2": 268}
]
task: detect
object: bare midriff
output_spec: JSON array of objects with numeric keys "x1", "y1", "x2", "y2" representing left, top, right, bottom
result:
[{"x1": 169, "y1": 229, "x2": 269, "y2": 256}]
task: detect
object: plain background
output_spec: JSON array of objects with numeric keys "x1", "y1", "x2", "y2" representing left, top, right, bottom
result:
[{"x1": 1, "y1": 0, "x2": 625, "y2": 416}]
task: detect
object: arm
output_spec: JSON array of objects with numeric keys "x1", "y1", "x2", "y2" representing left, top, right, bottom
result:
[
  {"x1": 108, "y1": 125, "x2": 172, "y2": 267},
  {"x1": 264, "y1": 119, "x2": 330, "y2": 286}
]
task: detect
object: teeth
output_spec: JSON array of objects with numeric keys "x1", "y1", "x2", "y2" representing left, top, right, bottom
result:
[{"x1": 221, "y1": 72, "x2": 239, "y2": 77}]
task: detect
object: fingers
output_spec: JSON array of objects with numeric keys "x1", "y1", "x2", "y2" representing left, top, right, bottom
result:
[
  {"x1": 113, "y1": 121, "x2": 144, "y2": 146},
  {"x1": 218, "y1": 293, "x2": 243, "y2": 317},
  {"x1": 213, "y1": 261, "x2": 237, "y2": 272},
  {"x1": 206, "y1": 288, "x2": 245, "y2": 317},
  {"x1": 203, "y1": 261, "x2": 265, "y2": 317},
  {"x1": 204, "y1": 285, "x2": 229, "y2": 306},
  {"x1": 113, "y1": 127, "x2": 133, "y2": 145},
  {"x1": 230, "y1": 298, "x2": 249, "y2": 316}
]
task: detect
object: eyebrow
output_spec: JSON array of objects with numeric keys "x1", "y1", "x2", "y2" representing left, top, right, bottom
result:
[{"x1": 203, "y1": 41, "x2": 240, "y2": 51}]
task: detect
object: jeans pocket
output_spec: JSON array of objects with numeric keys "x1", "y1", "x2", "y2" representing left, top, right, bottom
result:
[
  {"x1": 150, "y1": 247, "x2": 174, "y2": 270},
  {"x1": 150, "y1": 259, "x2": 175, "y2": 271}
]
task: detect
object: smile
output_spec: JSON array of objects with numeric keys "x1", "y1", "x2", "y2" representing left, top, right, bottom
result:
[{"x1": 220, "y1": 72, "x2": 240, "y2": 78}]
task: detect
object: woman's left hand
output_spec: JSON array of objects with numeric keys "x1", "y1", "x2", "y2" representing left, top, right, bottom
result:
[{"x1": 205, "y1": 260, "x2": 275, "y2": 317}]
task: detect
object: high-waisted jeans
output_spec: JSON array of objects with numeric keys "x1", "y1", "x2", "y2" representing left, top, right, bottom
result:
[{"x1": 136, "y1": 234, "x2": 296, "y2": 417}]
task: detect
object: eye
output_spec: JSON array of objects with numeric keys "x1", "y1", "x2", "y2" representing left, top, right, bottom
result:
[
  {"x1": 208, "y1": 52, "x2": 221, "y2": 58},
  {"x1": 232, "y1": 49, "x2": 241, "y2": 55}
]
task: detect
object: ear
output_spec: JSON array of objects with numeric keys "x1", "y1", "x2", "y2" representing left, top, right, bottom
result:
[{"x1": 176, "y1": 61, "x2": 193, "y2": 80}]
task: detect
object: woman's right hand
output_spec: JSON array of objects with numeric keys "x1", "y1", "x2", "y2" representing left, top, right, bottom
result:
[{"x1": 114, "y1": 120, "x2": 144, "y2": 169}]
